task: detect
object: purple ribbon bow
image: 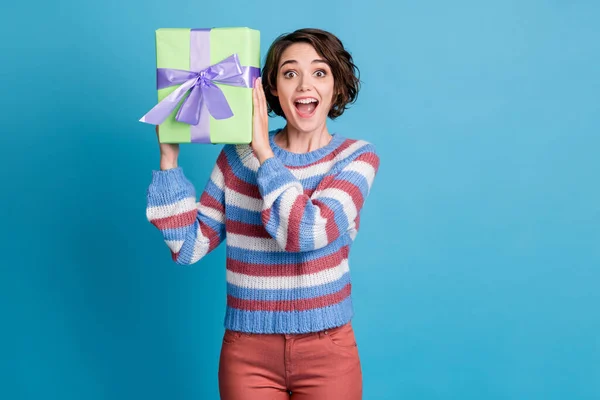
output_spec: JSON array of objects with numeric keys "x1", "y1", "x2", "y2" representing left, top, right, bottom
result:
[{"x1": 140, "y1": 53, "x2": 258, "y2": 126}]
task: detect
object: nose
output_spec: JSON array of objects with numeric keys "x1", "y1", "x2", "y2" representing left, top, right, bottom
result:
[{"x1": 296, "y1": 75, "x2": 311, "y2": 92}]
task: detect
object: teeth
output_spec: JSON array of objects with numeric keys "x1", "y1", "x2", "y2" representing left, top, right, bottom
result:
[{"x1": 295, "y1": 98, "x2": 318, "y2": 104}]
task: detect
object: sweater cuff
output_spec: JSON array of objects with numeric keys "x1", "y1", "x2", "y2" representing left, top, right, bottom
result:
[
  {"x1": 148, "y1": 167, "x2": 194, "y2": 195},
  {"x1": 257, "y1": 156, "x2": 283, "y2": 178},
  {"x1": 257, "y1": 156, "x2": 297, "y2": 196}
]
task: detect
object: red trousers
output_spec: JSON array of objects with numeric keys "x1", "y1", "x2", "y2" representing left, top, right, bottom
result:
[{"x1": 218, "y1": 321, "x2": 363, "y2": 399}]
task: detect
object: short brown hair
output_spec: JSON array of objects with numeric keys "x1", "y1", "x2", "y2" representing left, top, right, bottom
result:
[{"x1": 262, "y1": 28, "x2": 360, "y2": 120}]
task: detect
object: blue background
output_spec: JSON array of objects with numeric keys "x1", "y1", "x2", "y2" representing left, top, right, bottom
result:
[{"x1": 2, "y1": 0, "x2": 599, "y2": 399}]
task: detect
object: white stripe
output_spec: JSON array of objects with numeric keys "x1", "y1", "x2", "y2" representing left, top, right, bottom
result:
[
  {"x1": 226, "y1": 191, "x2": 263, "y2": 212},
  {"x1": 312, "y1": 160, "x2": 376, "y2": 199},
  {"x1": 210, "y1": 160, "x2": 225, "y2": 187},
  {"x1": 275, "y1": 189, "x2": 299, "y2": 247},
  {"x1": 289, "y1": 140, "x2": 370, "y2": 179},
  {"x1": 312, "y1": 211, "x2": 329, "y2": 249},
  {"x1": 227, "y1": 233, "x2": 286, "y2": 252},
  {"x1": 348, "y1": 228, "x2": 358, "y2": 241},
  {"x1": 197, "y1": 160, "x2": 226, "y2": 224},
  {"x1": 262, "y1": 181, "x2": 302, "y2": 207},
  {"x1": 197, "y1": 203, "x2": 225, "y2": 224},
  {"x1": 309, "y1": 205, "x2": 330, "y2": 249},
  {"x1": 235, "y1": 145, "x2": 260, "y2": 172},
  {"x1": 146, "y1": 197, "x2": 196, "y2": 220},
  {"x1": 315, "y1": 187, "x2": 358, "y2": 227},
  {"x1": 165, "y1": 240, "x2": 184, "y2": 253},
  {"x1": 190, "y1": 223, "x2": 211, "y2": 262},
  {"x1": 226, "y1": 259, "x2": 350, "y2": 290},
  {"x1": 343, "y1": 160, "x2": 377, "y2": 189}
]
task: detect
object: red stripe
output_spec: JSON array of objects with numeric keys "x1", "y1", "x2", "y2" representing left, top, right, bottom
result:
[
  {"x1": 354, "y1": 151, "x2": 380, "y2": 172},
  {"x1": 315, "y1": 174, "x2": 335, "y2": 191},
  {"x1": 287, "y1": 139, "x2": 358, "y2": 169},
  {"x1": 199, "y1": 192, "x2": 224, "y2": 214},
  {"x1": 227, "y1": 283, "x2": 352, "y2": 312},
  {"x1": 226, "y1": 170, "x2": 261, "y2": 199},
  {"x1": 152, "y1": 209, "x2": 197, "y2": 230},
  {"x1": 226, "y1": 245, "x2": 349, "y2": 277},
  {"x1": 312, "y1": 200, "x2": 339, "y2": 243},
  {"x1": 329, "y1": 178, "x2": 365, "y2": 210},
  {"x1": 261, "y1": 208, "x2": 272, "y2": 227},
  {"x1": 216, "y1": 148, "x2": 229, "y2": 175},
  {"x1": 200, "y1": 223, "x2": 221, "y2": 252},
  {"x1": 227, "y1": 220, "x2": 271, "y2": 238},
  {"x1": 219, "y1": 147, "x2": 261, "y2": 199},
  {"x1": 311, "y1": 150, "x2": 378, "y2": 196},
  {"x1": 285, "y1": 195, "x2": 308, "y2": 252}
]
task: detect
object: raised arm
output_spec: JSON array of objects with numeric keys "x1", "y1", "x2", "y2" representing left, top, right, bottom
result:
[{"x1": 146, "y1": 150, "x2": 228, "y2": 264}]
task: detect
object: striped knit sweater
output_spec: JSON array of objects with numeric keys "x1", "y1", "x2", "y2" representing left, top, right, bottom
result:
[{"x1": 146, "y1": 129, "x2": 380, "y2": 334}]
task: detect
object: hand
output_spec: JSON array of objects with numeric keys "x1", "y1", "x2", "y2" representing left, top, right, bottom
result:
[
  {"x1": 251, "y1": 77, "x2": 274, "y2": 164},
  {"x1": 156, "y1": 125, "x2": 179, "y2": 170}
]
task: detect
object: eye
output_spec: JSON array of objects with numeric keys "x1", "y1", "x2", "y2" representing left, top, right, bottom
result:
[
  {"x1": 314, "y1": 70, "x2": 327, "y2": 78},
  {"x1": 283, "y1": 70, "x2": 297, "y2": 79}
]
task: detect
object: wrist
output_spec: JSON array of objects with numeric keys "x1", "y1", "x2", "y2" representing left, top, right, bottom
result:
[
  {"x1": 160, "y1": 158, "x2": 178, "y2": 171},
  {"x1": 256, "y1": 149, "x2": 275, "y2": 165}
]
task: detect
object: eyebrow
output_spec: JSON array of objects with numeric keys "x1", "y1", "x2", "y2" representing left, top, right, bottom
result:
[{"x1": 279, "y1": 59, "x2": 329, "y2": 68}]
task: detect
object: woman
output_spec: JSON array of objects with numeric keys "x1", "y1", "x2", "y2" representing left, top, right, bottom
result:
[{"x1": 146, "y1": 28, "x2": 380, "y2": 400}]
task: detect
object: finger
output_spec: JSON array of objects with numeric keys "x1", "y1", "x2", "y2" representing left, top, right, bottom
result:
[
  {"x1": 257, "y1": 77, "x2": 267, "y2": 113},
  {"x1": 253, "y1": 78, "x2": 260, "y2": 106},
  {"x1": 255, "y1": 83, "x2": 264, "y2": 115}
]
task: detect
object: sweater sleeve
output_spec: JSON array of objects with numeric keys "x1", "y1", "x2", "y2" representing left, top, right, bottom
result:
[
  {"x1": 146, "y1": 150, "x2": 227, "y2": 264},
  {"x1": 256, "y1": 144, "x2": 380, "y2": 252}
]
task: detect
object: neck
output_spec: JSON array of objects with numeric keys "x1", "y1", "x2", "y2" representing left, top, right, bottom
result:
[{"x1": 276, "y1": 123, "x2": 332, "y2": 154}]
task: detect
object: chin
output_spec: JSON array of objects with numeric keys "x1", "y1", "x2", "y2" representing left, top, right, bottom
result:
[
  {"x1": 289, "y1": 117, "x2": 327, "y2": 134},
  {"x1": 283, "y1": 106, "x2": 328, "y2": 133}
]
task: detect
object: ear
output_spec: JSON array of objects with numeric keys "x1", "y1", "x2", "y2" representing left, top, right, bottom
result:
[{"x1": 271, "y1": 87, "x2": 278, "y2": 97}]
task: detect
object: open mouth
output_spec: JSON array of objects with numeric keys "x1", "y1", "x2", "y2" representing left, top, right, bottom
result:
[{"x1": 294, "y1": 97, "x2": 319, "y2": 118}]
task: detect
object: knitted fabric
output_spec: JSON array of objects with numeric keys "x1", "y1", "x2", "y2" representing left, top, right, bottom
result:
[{"x1": 146, "y1": 129, "x2": 380, "y2": 333}]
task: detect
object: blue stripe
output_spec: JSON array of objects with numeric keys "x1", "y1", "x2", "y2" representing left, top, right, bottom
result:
[
  {"x1": 174, "y1": 220, "x2": 201, "y2": 264},
  {"x1": 258, "y1": 158, "x2": 298, "y2": 195},
  {"x1": 203, "y1": 178, "x2": 225, "y2": 203},
  {"x1": 299, "y1": 197, "x2": 316, "y2": 251},
  {"x1": 198, "y1": 213, "x2": 225, "y2": 234},
  {"x1": 330, "y1": 144, "x2": 376, "y2": 174},
  {"x1": 223, "y1": 296, "x2": 354, "y2": 334},
  {"x1": 147, "y1": 186, "x2": 194, "y2": 208},
  {"x1": 223, "y1": 145, "x2": 259, "y2": 185},
  {"x1": 337, "y1": 171, "x2": 370, "y2": 197},
  {"x1": 265, "y1": 199, "x2": 284, "y2": 243},
  {"x1": 226, "y1": 205, "x2": 262, "y2": 224},
  {"x1": 299, "y1": 173, "x2": 326, "y2": 190},
  {"x1": 162, "y1": 226, "x2": 191, "y2": 241},
  {"x1": 227, "y1": 271, "x2": 350, "y2": 301},
  {"x1": 315, "y1": 196, "x2": 350, "y2": 235}
]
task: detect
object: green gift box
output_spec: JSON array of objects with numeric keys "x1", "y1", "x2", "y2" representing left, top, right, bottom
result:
[{"x1": 140, "y1": 27, "x2": 260, "y2": 144}]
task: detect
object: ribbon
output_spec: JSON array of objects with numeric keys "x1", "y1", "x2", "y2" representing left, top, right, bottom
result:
[{"x1": 140, "y1": 29, "x2": 260, "y2": 143}]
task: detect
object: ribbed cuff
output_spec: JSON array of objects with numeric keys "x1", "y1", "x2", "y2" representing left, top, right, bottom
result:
[
  {"x1": 256, "y1": 157, "x2": 297, "y2": 197},
  {"x1": 148, "y1": 167, "x2": 193, "y2": 194}
]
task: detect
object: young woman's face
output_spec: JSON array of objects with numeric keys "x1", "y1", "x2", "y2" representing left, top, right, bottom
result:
[{"x1": 271, "y1": 43, "x2": 334, "y2": 133}]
